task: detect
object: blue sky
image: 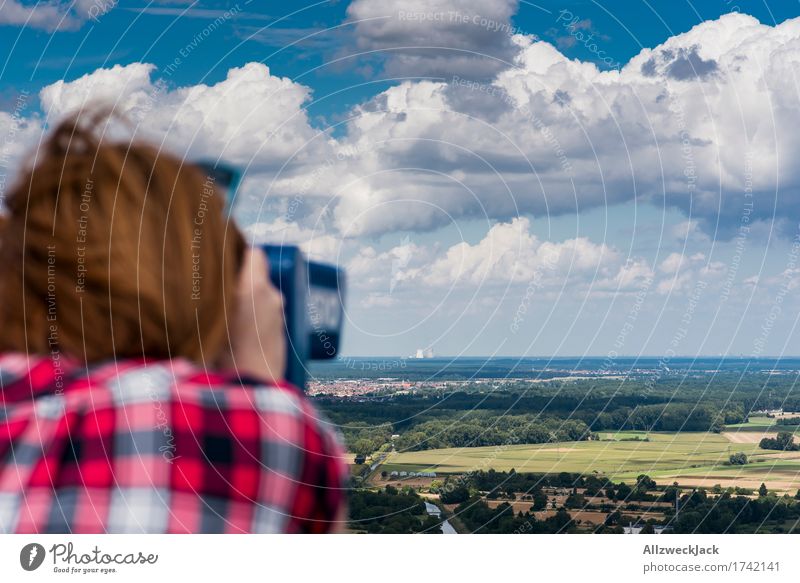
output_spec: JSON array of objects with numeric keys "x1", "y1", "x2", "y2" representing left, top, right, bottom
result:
[
  {"x1": 2, "y1": 0, "x2": 800, "y2": 358},
  {"x1": 4, "y1": 1, "x2": 797, "y2": 114}
]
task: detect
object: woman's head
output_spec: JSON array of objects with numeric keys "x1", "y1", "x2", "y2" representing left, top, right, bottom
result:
[{"x1": 0, "y1": 112, "x2": 246, "y2": 364}]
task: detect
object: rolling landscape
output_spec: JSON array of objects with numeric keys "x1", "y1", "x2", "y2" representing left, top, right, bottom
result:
[
  {"x1": 384, "y1": 425, "x2": 800, "y2": 491},
  {"x1": 310, "y1": 357, "x2": 800, "y2": 533}
]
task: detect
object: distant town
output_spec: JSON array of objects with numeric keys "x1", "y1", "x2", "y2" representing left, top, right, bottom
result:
[{"x1": 312, "y1": 357, "x2": 800, "y2": 533}]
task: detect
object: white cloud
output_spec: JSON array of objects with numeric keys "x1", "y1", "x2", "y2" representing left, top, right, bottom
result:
[
  {"x1": 346, "y1": 0, "x2": 520, "y2": 79},
  {"x1": 41, "y1": 62, "x2": 327, "y2": 168},
  {"x1": 671, "y1": 219, "x2": 709, "y2": 242},
  {"x1": 659, "y1": 252, "x2": 701, "y2": 275},
  {"x1": 347, "y1": 217, "x2": 655, "y2": 297},
  {"x1": 9, "y1": 13, "x2": 800, "y2": 243},
  {"x1": 0, "y1": 1, "x2": 77, "y2": 31},
  {"x1": 655, "y1": 251, "x2": 726, "y2": 294},
  {"x1": 326, "y1": 13, "x2": 800, "y2": 237},
  {"x1": 0, "y1": 62, "x2": 339, "y2": 238},
  {"x1": 0, "y1": 0, "x2": 119, "y2": 32},
  {"x1": 40, "y1": 63, "x2": 157, "y2": 117}
]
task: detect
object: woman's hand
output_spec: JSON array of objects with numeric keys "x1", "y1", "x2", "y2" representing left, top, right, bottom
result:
[{"x1": 225, "y1": 247, "x2": 286, "y2": 384}]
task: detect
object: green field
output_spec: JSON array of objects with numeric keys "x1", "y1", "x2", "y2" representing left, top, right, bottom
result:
[
  {"x1": 724, "y1": 416, "x2": 800, "y2": 432},
  {"x1": 384, "y1": 431, "x2": 800, "y2": 492}
]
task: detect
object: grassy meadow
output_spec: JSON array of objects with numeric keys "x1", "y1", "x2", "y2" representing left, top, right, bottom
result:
[
  {"x1": 723, "y1": 415, "x2": 800, "y2": 432},
  {"x1": 384, "y1": 430, "x2": 800, "y2": 492}
]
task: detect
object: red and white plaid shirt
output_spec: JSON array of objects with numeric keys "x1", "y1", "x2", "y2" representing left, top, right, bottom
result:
[{"x1": 0, "y1": 352, "x2": 347, "y2": 533}]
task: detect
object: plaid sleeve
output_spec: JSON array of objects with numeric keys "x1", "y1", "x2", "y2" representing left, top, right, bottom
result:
[
  {"x1": 0, "y1": 357, "x2": 349, "y2": 534},
  {"x1": 170, "y1": 375, "x2": 347, "y2": 534},
  {"x1": 289, "y1": 394, "x2": 348, "y2": 533}
]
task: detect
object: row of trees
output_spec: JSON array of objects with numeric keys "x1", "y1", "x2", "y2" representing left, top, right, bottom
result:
[
  {"x1": 393, "y1": 415, "x2": 592, "y2": 452},
  {"x1": 435, "y1": 469, "x2": 800, "y2": 533},
  {"x1": 339, "y1": 422, "x2": 392, "y2": 457},
  {"x1": 347, "y1": 486, "x2": 441, "y2": 534},
  {"x1": 671, "y1": 488, "x2": 800, "y2": 533},
  {"x1": 585, "y1": 403, "x2": 740, "y2": 433},
  {"x1": 318, "y1": 389, "x2": 746, "y2": 431},
  {"x1": 317, "y1": 385, "x2": 750, "y2": 455},
  {"x1": 454, "y1": 499, "x2": 574, "y2": 534},
  {"x1": 759, "y1": 432, "x2": 799, "y2": 451},
  {"x1": 437, "y1": 471, "x2": 661, "y2": 511}
]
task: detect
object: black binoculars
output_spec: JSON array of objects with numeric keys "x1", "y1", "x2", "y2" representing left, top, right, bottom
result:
[
  {"x1": 262, "y1": 244, "x2": 346, "y2": 389},
  {"x1": 196, "y1": 161, "x2": 346, "y2": 389}
]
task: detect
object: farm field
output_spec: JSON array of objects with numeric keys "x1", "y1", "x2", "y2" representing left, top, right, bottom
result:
[
  {"x1": 384, "y1": 431, "x2": 800, "y2": 492},
  {"x1": 721, "y1": 415, "x2": 800, "y2": 444},
  {"x1": 724, "y1": 415, "x2": 800, "y2": 432}
]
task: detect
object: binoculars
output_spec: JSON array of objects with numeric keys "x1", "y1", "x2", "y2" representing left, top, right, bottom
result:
[
  {"x1": 196, "y1": 161, "x2": 346, "y2": 389},
  {"x1": 262, "y1": 244, "x2": 346, "y2": 389}
]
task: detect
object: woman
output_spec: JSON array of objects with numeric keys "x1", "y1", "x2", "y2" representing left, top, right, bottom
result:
[{"x1": 0, "y1": 112, "x2": 346, "y2": 533}]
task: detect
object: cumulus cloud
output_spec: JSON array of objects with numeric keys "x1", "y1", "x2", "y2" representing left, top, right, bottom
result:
[
  {"x1": 655, "y1": 251, "x2": 726, "y2": 294},
  {"x1": 671, "y1": 219, "x2": 709, "y2": 242},
  {"x1": 347, "y1": 217, "x2": 655, "y2": 297},
  {"x1": 5, "y1": 12, "x2": 800, "y2": 247},
  {"x1": 40, "y1": 61, "x2": 327, "y2": 169},
  {"x1": 326, "y1": 13, "x2": 800, "y2": 238},
  {"x1": 0, "y1": 1, "x2": 76, "y2": 31},
  {"x1": 40, "y1": 63, "x2": 158, "y2": 116},
  {"x1": 0, "y1": 0, "x2": 120, "y2": 31},
  {"x1": 10, "y1": 12, "x2": 800, "y2": 242},
  {"x1": 0, "y1": 61, "x2": 339, "y2": 238},
  {"x1": 345, "y1": 0, "x2": 521, "y2": 79}
]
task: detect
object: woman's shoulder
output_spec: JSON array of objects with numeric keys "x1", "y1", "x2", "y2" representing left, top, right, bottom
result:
[
  {"x1": 0, "y1": 353, "x2": 327, "y2": 428},
  {"x1": 1, "y1": 352, "x2": 345, "y2": 475},
  {"x1": 98, "y1": 359, "x2": 328, "y2": 422},
  {"x1": 0, "y1": 353, "x2": 347, "y2": 533}
]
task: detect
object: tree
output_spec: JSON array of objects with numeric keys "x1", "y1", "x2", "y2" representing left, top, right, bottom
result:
[
  {"x1": 759, "y1": 483, "x2": 768, "y2": 497},
  {"x1": 777, "y1": 432, "x2": 797, "y2": 450},
  {"x1": 565, "y1": 492, "x2": 586, "y2": 509},
  {"x1": 532, "y1": 489, "x2": 548, "y2": 510},
  {"x1": 636, "y1": 475, "x2": 657, "y2": 491},
  {"x1": 604, "y1": 510, "x2": 621, "y2": 526},
  {"x1": 550, "y1": 508, "x2": 572, "y2": 530},
  {"x1": 440, "y1": 484, "x2": 470, "y2": 504},
  {"x1": 729, "y1": 452, "x2": 748, "y2": 465},
  {"x1": 759, "y1": 432, "x2": 799, "y2": 451},
  {"x1": 616, "y1": 482, "x2": 632, "y2": 500},
  {"x1": 662, "y1": 486, "x2": 679, "y2": 503}
]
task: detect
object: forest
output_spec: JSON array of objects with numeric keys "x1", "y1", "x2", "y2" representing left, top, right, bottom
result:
[{"x1": 313, "y1": 373, "x2": 796, "y2": 453}]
